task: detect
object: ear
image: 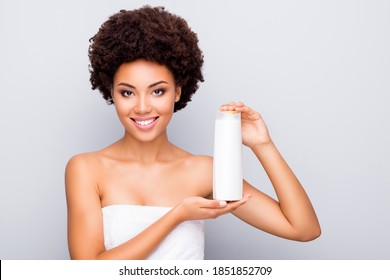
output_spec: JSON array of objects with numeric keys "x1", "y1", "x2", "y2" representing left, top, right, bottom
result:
[
  {"x1": 110, "y1": 88, "x2": 115, "y2": 103},
  {"x1": 175, "y1": 86, "x2": 182, "y2": 102}
]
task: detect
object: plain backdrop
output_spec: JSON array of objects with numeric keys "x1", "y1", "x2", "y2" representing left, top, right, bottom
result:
[{"x1": 1, "y1": 0, "x2": 389, "y2": 259}]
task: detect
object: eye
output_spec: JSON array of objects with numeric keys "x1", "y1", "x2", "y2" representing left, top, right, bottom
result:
[
  {"x1": 152, "y1": 88, "x2": 165, "y2": 96},
  {"x1": 120, "y1": 90, "x2": 134, "y2": 97}
]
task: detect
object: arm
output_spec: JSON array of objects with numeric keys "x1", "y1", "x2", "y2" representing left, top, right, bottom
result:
[
  {"x1": 221, "y1": 102, "x2": 321, "y2": 241},
  {"x1": 65, "y1": 154, "x2": 249, "y2": 259}
]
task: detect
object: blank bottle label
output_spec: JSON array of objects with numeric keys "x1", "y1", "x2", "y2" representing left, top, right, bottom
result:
[{"x1": 213, "y1": 112, "x2": 243, "y2": 201}]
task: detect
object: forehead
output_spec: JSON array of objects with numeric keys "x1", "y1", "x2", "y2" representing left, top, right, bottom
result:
[{"x1": 113, "y1": 59, "x2": 175, "y2": 85}]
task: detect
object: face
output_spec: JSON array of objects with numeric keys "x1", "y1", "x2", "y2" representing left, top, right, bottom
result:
[{"x1": 111, "y1": 59, "x2": 181, "y2": 143}]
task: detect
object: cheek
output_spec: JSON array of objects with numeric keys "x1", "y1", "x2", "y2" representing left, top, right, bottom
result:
[
  {"x1": 114, "y1": 101, "x2": 132, "y2": 117},
  {"x1": 159, "y1": 101, "x2": 175, "y2": 114},
  {"x1": 157, "y1": 95, "x2": 176, "y2": 113}
]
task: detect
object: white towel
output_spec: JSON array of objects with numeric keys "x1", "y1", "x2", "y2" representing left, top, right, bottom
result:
[{"x1": 102, "y1": 204, "x2": 204, "y2": 259}]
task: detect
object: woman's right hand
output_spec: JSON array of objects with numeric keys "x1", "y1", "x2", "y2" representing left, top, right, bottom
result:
[{"x1": 174, "y1": 194, "x2": 251, "y2": 222}]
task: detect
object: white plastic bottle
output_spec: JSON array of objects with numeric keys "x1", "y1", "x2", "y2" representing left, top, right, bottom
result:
[{"x1": 213, "y1": 110, "x2": 243, "y2": 201}]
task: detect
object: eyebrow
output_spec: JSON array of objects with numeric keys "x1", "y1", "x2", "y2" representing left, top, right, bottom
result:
[{"x1": 117, "y1": 81, "x2": 168, "y2": 89}]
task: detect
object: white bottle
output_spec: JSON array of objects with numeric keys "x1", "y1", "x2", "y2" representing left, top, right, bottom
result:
[{"x1": 213, "y1": 111, "x2": 243, "y2": 201}]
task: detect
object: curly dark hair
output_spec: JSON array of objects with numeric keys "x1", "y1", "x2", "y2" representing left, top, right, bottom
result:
[{"x1": 88, "y1": 6, "x2": 204, "y2": 112}]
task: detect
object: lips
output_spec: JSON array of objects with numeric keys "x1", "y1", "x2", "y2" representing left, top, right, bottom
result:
[{"x1": 130, "y1": 117, "x2": 159, "y2": 130}]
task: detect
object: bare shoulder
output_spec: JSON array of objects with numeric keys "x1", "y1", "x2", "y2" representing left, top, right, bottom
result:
[
  {"x1": 66, "y1": 152, "x2": 99, "y2": 176},
  {"x1": 182, "y1": 153, "x2": 213, "y2": 170},
  {"x1": 193, "y1": 154, "x2": 213, "y2": 169},
  {"x1": 168, "y1": 143, "x2": 212, "y2": 169},
  {"x1": 65, "y1": 152, "x2": 103, "y2": 193},
  {"x1": 66, "y1": 152, "x2": 98, "y2": 166}
]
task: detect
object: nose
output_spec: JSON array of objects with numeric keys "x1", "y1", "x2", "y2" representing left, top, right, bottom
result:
[{"x1": 134, "y1": 95, "x2": 152, "y2": 115}]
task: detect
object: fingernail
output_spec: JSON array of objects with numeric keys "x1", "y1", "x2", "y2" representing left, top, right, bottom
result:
[{"x1": 219, "y1": 201, "x2": 227, "y2": 207}]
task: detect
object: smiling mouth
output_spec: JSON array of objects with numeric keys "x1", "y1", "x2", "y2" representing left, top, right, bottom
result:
[{"x1": 131, "y1": 117, "x2": 159, "y2": 127}]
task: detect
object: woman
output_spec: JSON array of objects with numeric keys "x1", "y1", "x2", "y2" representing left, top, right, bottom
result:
[{"x1": 65, "y1": 6, "x2": 320, "y2": 260}]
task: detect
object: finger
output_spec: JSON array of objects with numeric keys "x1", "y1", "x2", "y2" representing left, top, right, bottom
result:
[
  {"x1": 220, "y1": 101, "x2": 251, "y2": 112},
  {"x1": 207, "y1": 200, "x2": 247, "y2": 218},
  {"x1": 240, "y1": 192, "x2": 252, "y2": 200},
  {"x1": 226, "y1": 194, "x2": 251, "y2": 209},
  {"x1": 199, "y1": 198, "x2": 227, "y2": 208},
  {"x1": 234, "y1": 106, "x2": 251, "y2": 113},
  {"x1": 220, "y1": 101, "x2": 241, "y2": 111},
  {"x1": 220, "y1": 104, "x2": 235, "y2": 111},
  {"x1": 212, "y1": 195, "x2": 251, "y2": 215},
  {"x1": 236, "y1": 107, "x2": 262, "y2": 120}
]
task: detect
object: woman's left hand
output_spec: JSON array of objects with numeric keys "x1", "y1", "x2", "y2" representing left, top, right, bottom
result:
[{"x1": 220, "y1": 102, "x2": 271, "y2": 149}]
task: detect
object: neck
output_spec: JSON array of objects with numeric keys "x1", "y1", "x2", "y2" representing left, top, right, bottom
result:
[{"x1": 117, "y1": 130, "x2": 174, "y2": 163}]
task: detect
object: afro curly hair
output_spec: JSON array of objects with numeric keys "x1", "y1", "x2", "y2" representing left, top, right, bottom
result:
[{"x1": 88, "y1": 6, "x2": 204, "y2": 112}]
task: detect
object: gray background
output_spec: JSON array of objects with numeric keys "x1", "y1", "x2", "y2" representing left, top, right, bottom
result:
[{"x1": 1, "y1": 0, "x2": 389, "y2": 259}]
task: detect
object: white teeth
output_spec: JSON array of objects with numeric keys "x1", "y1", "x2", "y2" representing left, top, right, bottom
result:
[{"x1": 135, "y1": 118, "x2": 155, "y2": 126}]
